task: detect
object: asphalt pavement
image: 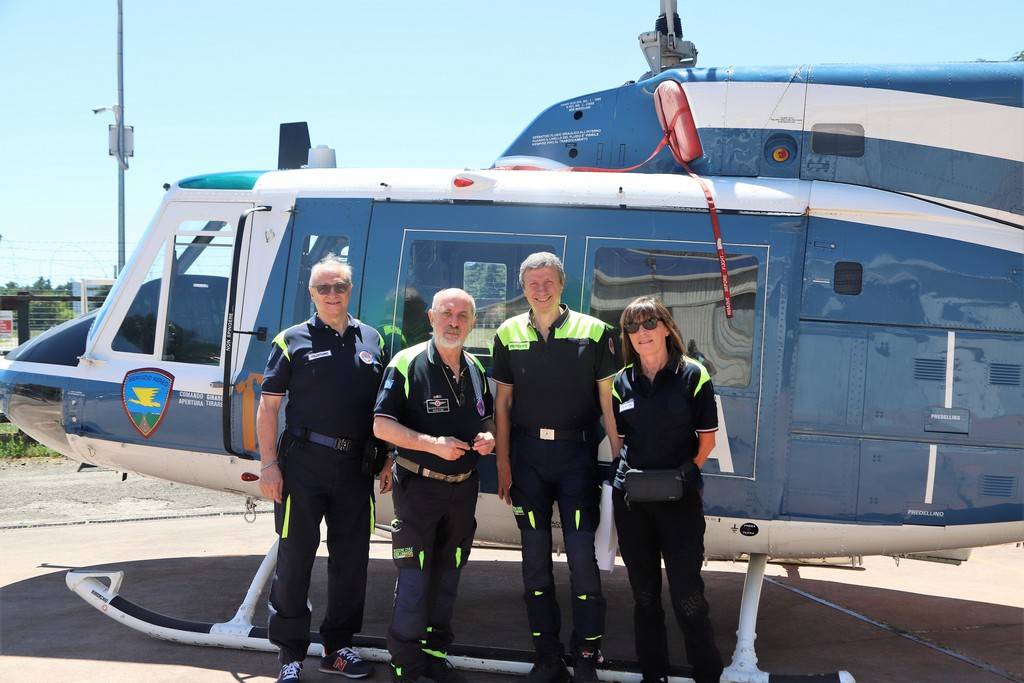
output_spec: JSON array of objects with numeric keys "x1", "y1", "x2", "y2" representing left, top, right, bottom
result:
[{"x1": 0, "y1": 458, "x2": 1021, "y2": 683}]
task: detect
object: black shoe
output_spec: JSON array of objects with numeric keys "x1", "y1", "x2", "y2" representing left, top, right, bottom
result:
[
  {"x1": 424, "y1": 656, "x2": 468, "y2": 683},
  {"x1": 320, "y1": 647, "x2": 373, "y2": 678},
  {"x1": 524, "y1": 654, "x2": 570, "y2": 683},
  {"x1": 571, "y1": 649, "x2": 601, "y2": 683}
]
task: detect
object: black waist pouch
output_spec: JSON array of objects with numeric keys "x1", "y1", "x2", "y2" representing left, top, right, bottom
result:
[{"x1": 622, "y1": 468, "x2": 684, "y2": 502}]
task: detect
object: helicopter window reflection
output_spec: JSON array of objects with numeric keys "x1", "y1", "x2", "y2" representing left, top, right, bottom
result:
[
  {"x1": 291, "y1": 235, "x2": 349, "y2": 323},
  {"x1": 399, "y1": 239, "x2": 552, "y2": 362},
  {"x1": 112, "y1": 242, "x2": 168, "y2": 355},
  {"x1": 161, "y1": 227, "x2": 232, "y2": 365},
  {"x1": 589, "y1": 247, "x2": 758, "y2": 388}
]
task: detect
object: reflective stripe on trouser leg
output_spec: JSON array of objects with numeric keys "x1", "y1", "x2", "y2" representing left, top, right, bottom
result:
[
  {"x1": 521, "y1": 527, "x2": 562, "y2": 655},
  {"x1": 565, "y1": 528, "x2": 605, "y2": 650},
  {"x1": 388, "y1": 567, "x2": 431, "y2": 672}
]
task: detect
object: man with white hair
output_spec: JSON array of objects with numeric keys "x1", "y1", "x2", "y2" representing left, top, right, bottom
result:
[
  {"x1": 374, "y1": 288, "x2": 496, "y2": 683},
  {"x1": 258, "y1": 254, "x2": 386, "y2": 682}
]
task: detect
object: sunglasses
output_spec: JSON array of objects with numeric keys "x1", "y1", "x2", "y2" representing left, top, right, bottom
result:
[
  {"x1": 313, "y1": 282, "x2": 351, "y2": 295},
  {"x1": 623, "y1": 318, "x2": 661, "y2": 334}
]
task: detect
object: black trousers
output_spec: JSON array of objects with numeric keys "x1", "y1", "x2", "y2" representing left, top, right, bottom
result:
[
  {"x1": 387, "y1": 465, "x2": 478, "y2": 677},
  {"x1": 269, "y1": 435, "x2": 373, "y2": 664},
  {"x1": 510, "y1": 434, "x2": 605, "y2": 656},
  {"x1": 612, "y1": 487, "x2": 723, "y2": 683}
]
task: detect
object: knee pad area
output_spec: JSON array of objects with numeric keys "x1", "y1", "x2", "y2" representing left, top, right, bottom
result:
[{"x1": 677, "y1": 590, "x2": 710, "y2": 621}]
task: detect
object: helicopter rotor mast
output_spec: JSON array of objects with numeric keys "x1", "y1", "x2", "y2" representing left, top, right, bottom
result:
[{"x1": 638, "y1": 0, "x2": 698, "y2": 75}]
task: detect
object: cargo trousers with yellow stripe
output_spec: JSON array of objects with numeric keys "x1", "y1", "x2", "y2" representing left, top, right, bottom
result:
[
  {"x1": 510, "y1": 433, "x2": 605, "y2": 658},
  {"x1": 387, "y1": 465, "x2": 478, "y2": 679},
  {"x1": 269, "y1": 433, "x2": 374, "y2": 664}
]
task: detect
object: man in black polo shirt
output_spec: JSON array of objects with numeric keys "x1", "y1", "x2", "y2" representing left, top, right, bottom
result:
[
  {"x1": 492, "y1": 252, "x2": 622, "y2": 683},
  {"x1": 258, "y1": 254, "x2": 384, "y2": 683},
  {"x1": 374, "y1": 288, "x2": 495, "y2": 683}
]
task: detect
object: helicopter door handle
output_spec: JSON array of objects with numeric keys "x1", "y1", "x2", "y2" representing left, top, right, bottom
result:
[
  {"x1": 210, "y1": 381, "x2": 225, "y2": 389},
  {"x1": 232, "y1": 326, "x2": 268, "y2": 342}
]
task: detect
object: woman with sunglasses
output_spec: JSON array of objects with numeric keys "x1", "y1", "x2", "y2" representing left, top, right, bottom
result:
[{"x1": 610, "y1": 296, "x2": 723, "y2": 683}]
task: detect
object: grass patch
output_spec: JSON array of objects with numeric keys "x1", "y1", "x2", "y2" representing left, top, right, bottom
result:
[{"x1": 0, "y1": 425, "x2": 61, "y2": 458}]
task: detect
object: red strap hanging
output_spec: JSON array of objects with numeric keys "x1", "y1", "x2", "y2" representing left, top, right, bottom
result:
[{"x1": 566, "y1": 80, "x2": 733, "y2": 318}]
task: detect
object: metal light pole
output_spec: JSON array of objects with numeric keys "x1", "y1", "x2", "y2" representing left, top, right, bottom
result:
[
  {"x1": 116, "y1": 0, "x2": 125, "y2": 275},
  {"x1": 94, "y1": 0, "x2": 131, "y2": 276}
]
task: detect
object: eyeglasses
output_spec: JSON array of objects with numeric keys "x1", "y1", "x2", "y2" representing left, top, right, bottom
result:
[
  {"x1": 313, "y1": 282, "x2": 351, "y2": 295},
  {"x1": 623, "y1": 318, "x2": 660, "y2": 334}
]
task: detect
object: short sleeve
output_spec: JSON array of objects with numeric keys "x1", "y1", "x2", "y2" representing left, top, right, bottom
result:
[
  {"x1": 594, "y1": 324, "x2": 618, "y2": 381},
  {"x1": 694, "y1": 374, "x2": 718, "y2": 432},
  {"x1": 261, "y1": 338, "x2": 291, "y2": 395},
  {"x1": 373, "y1": 364, "x2": 407, "y2": 420},
  {"x1": 491, "y1": 332, "x2": 513, "y2": 385}
]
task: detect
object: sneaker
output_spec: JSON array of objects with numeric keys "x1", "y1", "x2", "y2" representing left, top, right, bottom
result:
[
  {"x1": 424, "y1": 656, "x2": 468, "y2": 683},
  {"x1": 277, "y1": 661, "x2": 303, "y2": 683},
  {"x1": 524, "y1": 654, "x2": 570, "y2": 683},
  {"x1": 320, "y1": 647, "x2": 373, "y2": 678},
  {"x1": 571, "y1": 649, "x2": 601, "y2": 683}
]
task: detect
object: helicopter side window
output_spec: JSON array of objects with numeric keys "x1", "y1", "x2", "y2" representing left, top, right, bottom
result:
[
  {"x1": 398, "y1": 239, "x2": 552, "y2": 362},
  {"x1": 161, "y1": 226, "x2": 232, "y2": 365},
  {"x1": 112, "y1": 242, "x2": 167, "y2": 355},
  {"x1": 588, "y1": 247, "x2": 758, "y2": 388}
]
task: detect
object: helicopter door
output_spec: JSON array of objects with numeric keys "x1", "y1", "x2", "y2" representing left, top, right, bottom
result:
[{"x1": 226, "y1": 198, "x2": 373, "y2": 458}]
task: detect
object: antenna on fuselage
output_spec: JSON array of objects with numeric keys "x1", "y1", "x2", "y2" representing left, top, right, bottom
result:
[{"x1": 638, "y1": 0, "x2": 698, "y2": 75}]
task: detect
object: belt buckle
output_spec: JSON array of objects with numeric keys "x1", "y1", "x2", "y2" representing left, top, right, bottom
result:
[
  {"x1": 335, "y1": 437, "x2": 350, "y2": 452},
  {"x1": 539, "y1": 428, "x2": 555, "y2": 441}
]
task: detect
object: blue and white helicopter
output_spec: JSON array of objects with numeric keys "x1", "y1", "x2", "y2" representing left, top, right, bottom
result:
[{"x1": 1, "y1": 2, "x2": 1021, "y2": 681}]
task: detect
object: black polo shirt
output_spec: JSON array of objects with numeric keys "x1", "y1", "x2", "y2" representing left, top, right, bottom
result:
[
  {"x1": 374, "y1": 340, "x2": 494, "y2": 476},
  {"x1": 262, "y1": 314, "x2": 386, "y2": 442},
  {"x1": 491, "y1": 305, "x2": 617, "y2": 431},
  {"x1": 612, "y1": 354, "x2": 717, "y2": 470}
]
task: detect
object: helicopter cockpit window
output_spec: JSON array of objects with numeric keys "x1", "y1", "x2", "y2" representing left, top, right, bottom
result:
[
  {"x1": 111, "y1": 242, "x2": 167, "y2": 355},
  {"x1": 589, "y1": 247, "x2": 758, "y2": 388},
  {"x1": 291, "y1": 235, "x2": 349, "y2": 324},
  {"x1": 399, "y1": 239, "x2": 552, "y2": 360},
  {"x1": 161, "y1": 224, "x2": 232, "y2": 365}
]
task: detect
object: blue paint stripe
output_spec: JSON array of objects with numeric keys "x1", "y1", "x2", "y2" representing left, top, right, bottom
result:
[{"x1": 645, "y1": 62, "x2": 1024, "y2": 108}]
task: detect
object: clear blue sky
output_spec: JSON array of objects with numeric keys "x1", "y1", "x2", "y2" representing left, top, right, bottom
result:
[{"x1": 1, "y1": 1, "x2": 1021, "y2": 285}]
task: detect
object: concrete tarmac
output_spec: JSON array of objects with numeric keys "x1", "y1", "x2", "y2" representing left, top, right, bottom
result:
[{"x1": 0, "y1": 462, "x2": 1022, "y2": 683}]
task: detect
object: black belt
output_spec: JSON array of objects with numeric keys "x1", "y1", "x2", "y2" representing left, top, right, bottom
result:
[
  {"x1": 514, "y1": 425, "x2": 589, "y2": 442},
  {"x1": 288, "y1": 427, "x2": 362, "y2": 454},
  {"x1": 395, "y1": 456, "x2": 473, "y2": 483}
]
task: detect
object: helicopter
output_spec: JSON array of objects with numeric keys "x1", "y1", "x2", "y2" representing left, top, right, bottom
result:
[{"x1": 1, "y1": 2, "x2": 1021, "y2": 681}]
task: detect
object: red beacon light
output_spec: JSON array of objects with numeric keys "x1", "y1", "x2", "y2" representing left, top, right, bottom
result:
[
  {"x1": 240, "y1": 472, "x2": 260, "y2": 482},
  {"x1": 451, "y1": 173, "x2": 497, "y2": 190}
]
